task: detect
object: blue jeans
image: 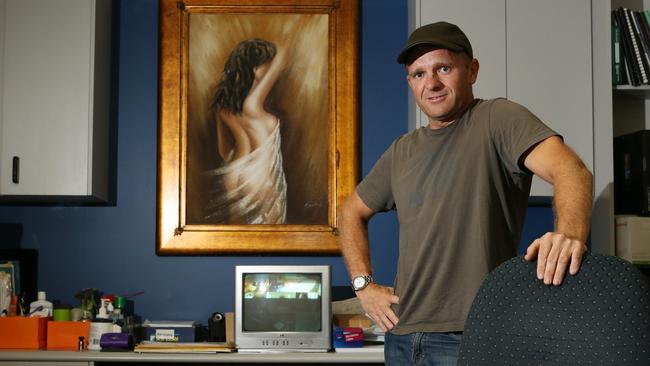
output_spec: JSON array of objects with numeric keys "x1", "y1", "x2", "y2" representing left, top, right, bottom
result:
[{"x1": 384, "y1": 332, "x2": 462, "y2": 366}]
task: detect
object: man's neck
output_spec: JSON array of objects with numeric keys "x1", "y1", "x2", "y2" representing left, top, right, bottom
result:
[
  {"x1": 427, "y1": 98, "x2": 477, "y2": 130},
  {"x1": 428, "y1": 120, "x2": 456, "y2": 130}
]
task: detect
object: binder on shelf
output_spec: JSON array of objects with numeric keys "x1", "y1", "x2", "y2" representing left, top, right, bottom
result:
[
  {"x1": 631, "y1": 10, "x2": 650, "y2": 79},
  {"x1": 614, "y1": 130, "x2": 650, "y2": 216},
  {"x1": 624, "y1": 8, "x2": 648, "y2": 84},
  {"x1": 612, "y1": 13, "x2": 625, "y2": 85},
  {"x1": 644, "y1": 10, "x2": 650, "y2": 35},
  {"x1": 635, "y1": 10, "x2": 650, "y2": 51},
  {"x1": 615, "y1": 8, "x2": 642, "y2": 85}
]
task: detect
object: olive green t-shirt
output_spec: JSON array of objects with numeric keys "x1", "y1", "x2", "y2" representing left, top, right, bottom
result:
[{"x1": 357, "y1": 98, "x2": 558, "y2": 334}]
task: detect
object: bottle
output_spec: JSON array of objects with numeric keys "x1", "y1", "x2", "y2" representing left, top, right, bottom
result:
[
  {"x1": 96, "y1": 298, "x2": 108, "y2": 319},
  {"x1": 8, "y1": 295, "x2": 17, "y2": 316},
  {"x1": 29, "y1": 291, "x2": 53, "y2": 317},
  {"x1": 111, "y1": 296, "x2": 126, "y2": 327},
  {"x1": 18, "y1": 292, "x2": 28, "y2": 316}
]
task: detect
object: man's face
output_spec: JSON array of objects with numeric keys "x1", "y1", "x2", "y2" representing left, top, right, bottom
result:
[{"x1": 406, "y1": 48, "x2": 479, "y2": 127}]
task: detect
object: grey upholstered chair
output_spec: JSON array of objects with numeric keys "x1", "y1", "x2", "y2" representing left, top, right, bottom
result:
[{"x1": 458, "y1": 253, "x2": 650, "y2": 365}]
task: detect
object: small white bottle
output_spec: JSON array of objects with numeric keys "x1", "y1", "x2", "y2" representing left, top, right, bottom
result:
[
  {"x1": 29, "y1": 291, "x2": 53, "y2": 317},
  {"x1": 96, "y1": 299, "x2": 108, "y2": 319}
]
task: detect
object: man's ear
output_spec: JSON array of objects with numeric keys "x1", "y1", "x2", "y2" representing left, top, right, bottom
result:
[
  {"x1": 469, "y1": 58, "x2": 479, "y2": 84},
  {"x1": 405, "y1": 73, "x2": 414, "y2": 88}
]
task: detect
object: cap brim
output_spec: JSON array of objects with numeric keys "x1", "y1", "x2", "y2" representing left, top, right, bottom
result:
[{"x1": 396, "y1": 41, "x2": 465, "y2": 64}]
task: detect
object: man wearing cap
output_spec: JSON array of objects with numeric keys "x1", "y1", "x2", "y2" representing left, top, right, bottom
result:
[{"x1": 339, "y1": 22, "x2": 593, "y2": 365}]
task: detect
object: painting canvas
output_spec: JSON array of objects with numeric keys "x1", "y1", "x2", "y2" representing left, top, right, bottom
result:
[{"x1": 186, "y1": 13, "x2": 329, "y2": 226}]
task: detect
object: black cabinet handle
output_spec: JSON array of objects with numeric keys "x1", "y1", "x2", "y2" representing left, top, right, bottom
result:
[{"x1": 12, "y1": 156, "x2": 19, "y2": 184}]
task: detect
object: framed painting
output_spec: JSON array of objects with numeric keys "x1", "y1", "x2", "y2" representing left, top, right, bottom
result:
[{"x1": 157, "y1": 0, "x2": 359, "y2": 254}]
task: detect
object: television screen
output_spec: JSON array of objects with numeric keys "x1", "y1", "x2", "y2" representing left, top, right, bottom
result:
[{"x1": 242, "y1": 272, "x2": 322, "y2": 332}]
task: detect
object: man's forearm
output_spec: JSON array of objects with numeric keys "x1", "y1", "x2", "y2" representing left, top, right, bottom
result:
[
  {"x1": 339, "y1": 194, "x2": 375, "y2": 278},
  {"x1": 523, "y1": 136, "x2": 592, "y2": 284},
  {"x1": 340, "y1": 214, "x2": 373, "y2": 277},
  {"x1": 552, "y1": 162, "x2": 593, "y2": 243}
]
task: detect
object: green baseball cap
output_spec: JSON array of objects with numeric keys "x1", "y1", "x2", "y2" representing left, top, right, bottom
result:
[{"x1": 397, "y1": 21, "x2": 473, "y2": 64}]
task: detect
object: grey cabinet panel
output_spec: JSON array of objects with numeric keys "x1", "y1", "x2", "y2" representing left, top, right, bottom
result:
[{"x1": 0, "y1": 0, "x2": 111, "y2": 200}]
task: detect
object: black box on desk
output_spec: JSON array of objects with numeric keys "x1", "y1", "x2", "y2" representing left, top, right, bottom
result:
[{"x1": 614, "y1": 130, "x2": 650, "y2": 215}]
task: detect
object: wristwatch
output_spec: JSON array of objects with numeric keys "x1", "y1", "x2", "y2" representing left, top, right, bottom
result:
[{"x1": 351, "y1": 275, "x2": 374, "y2": 292}]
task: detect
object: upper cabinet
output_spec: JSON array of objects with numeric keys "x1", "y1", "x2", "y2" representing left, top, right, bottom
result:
[
  {"x1": 408, "y1": 0, "x2": 594, "y2": 198},
  {"x1": 0, "y1": 0, "x2": 112, "y2": 203}
]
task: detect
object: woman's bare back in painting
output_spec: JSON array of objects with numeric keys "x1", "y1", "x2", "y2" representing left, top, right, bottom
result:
[{"x1": 204, "y1": 39, "x2": 289, "y2": 224}]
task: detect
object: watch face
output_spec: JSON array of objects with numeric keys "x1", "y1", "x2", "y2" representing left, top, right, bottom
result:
[{"x1": 353, "y1": 277, "x2": 366, "y2": 289}]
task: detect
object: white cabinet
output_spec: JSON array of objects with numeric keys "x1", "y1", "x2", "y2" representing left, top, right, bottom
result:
[
  {"x1": 408, "y1": 0, "x2": 594, "y2": 198},
  {"x1": 0, "y1": 0, "x2": 111, "y2": 202}
]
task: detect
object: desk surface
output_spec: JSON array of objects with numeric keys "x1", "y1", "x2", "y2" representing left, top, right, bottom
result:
[{"x1": 0, "y1": 348, "x2": 385, "y2": 364}]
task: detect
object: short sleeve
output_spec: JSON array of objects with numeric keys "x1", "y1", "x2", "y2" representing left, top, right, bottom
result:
[
  {"x1": 356, "y1": 143, "x2": 396, "y2": 213},
  {"x1": 488, "y1": 99, "x2": 560, "y2": 175}
]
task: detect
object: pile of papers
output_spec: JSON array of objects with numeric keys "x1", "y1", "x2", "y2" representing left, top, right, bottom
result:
[
  {"x1": 134, "y1": 341, "x2": 235, "y2": 353},
  {"x1": 363, "y1": 325, "x2": 385, "y2": 343}
]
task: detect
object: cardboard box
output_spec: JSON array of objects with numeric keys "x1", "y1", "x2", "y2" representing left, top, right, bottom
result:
[
  {"x1": 333, "y1": 314, "x2": 373, "y2": 328},
  {"x1": 0, "y1": 316, "x2": 48, "y2": 349},
  {"x1": 47, "y1": 321, "x2": 90, "y2": 350},
  {"x1": 225, "y1": 312, "x2": 234, "y2": 344},
  {"x1": 616, "y1": 215, "x2": 650, "y2": 263}
]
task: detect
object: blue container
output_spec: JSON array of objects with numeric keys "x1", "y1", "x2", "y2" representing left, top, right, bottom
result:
[{"x1": 332, "y1": 327, "x2": 363, "y2": 348}]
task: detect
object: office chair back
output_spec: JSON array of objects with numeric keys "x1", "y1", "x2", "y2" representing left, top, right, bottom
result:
[{"x1": 458, "y1": 253, "x2": 650, "y2": 365}]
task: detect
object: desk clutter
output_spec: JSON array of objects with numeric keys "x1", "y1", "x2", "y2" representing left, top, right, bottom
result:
[
  {"x1": 0, "y1": 288, "x2": 141, "y2": 351},
  {"x1": 0, "y1": 287, "x2": 236, "y2": 353},
  {"x1": 0, "y1": 266, "x2": 382, "y2": 354},
  {"x1": 0, "y1": 291, "x2": 381, "y2": 354}
]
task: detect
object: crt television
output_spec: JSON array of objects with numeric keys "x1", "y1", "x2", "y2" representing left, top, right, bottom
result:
[{"x1": 235, "y1": 265, "x2": 331, "y2": 352}]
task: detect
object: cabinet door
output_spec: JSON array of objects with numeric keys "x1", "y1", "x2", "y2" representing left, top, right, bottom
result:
[
  {"x1": 410, "y1": 0, "x2": 506, "y2": 129},
  {"x1": 507, "y1": 0, "x2": 593, "y2": 197},
  {"x1": 0, "y1": 0, "x2": 109, "y2": 199}
]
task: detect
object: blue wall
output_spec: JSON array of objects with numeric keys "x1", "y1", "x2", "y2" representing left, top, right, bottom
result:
[{"x1": 0, "y1": 0, "x2": 553, "y2": 322}]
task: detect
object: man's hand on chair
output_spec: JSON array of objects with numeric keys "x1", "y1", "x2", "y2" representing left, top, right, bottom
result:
[{"x1": 524, "y1": 232, "x2": 587, "y2": 286}]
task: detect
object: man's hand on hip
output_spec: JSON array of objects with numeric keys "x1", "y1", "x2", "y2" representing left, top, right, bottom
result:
[
  {"x1": 524, "y1": 231, "x2": 587, "y2": 286},
  {"x1": 356, "y1": 283, "x2": 400, "y2": 332}
]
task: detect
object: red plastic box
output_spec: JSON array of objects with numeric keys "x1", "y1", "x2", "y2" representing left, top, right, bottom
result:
[
  {"x1": 0, "y1": 316, "x2": 48, "y2": 349},
  {"x1": 46, "y1": 321, "x2": 90, "y2": 350}
]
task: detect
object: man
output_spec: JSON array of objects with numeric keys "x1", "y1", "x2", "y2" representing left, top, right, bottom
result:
[{"x1": 339, "y1": 21, "x2": 593, "y2": 365}]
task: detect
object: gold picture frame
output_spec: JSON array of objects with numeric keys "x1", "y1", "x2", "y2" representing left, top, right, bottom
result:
[{"x1": 157, "y1": 0, "x2": 359, "y2": 254}]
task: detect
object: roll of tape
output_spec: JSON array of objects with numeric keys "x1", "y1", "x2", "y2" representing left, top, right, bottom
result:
[
  {"x1": 52, "y1": 308, "x2": 71, "y2": 321},
  {"x1": 70, "y1": 308, "x2": 83, "y2": 321}
]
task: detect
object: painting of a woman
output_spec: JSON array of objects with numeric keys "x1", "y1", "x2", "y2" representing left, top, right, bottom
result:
[
  {"x1": 185, "y1": 13, "x2": 329, "y2": 226},
  {"x1": 203, "y1": 39, "x2": 288, "y2": 224}
]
